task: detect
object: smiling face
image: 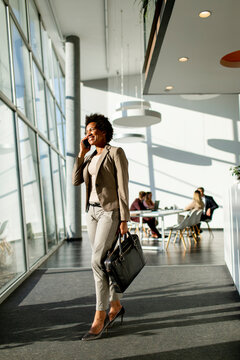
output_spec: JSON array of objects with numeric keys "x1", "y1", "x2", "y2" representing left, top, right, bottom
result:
[{"x1": 85, "y1": 122, "x2": 107, "y2": 147}]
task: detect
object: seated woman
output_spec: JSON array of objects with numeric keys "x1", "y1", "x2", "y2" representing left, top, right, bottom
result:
[
  {"x1": 184, "y1": 190, "x2": 204, "y2": 211},
  {"x1": 143, "y1": 192, "x2": 155, "y2": 210},
  {"x1": 130, "y1": 191, "x2": 161, "y2": 238},
  {"x1": 143, "y1": 191, "x2": 158, "y2": 226}
]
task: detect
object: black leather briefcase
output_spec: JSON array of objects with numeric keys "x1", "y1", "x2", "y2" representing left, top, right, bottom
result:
[{"x1": 104, "y1": 231, "x2": 146, "y2": 293}]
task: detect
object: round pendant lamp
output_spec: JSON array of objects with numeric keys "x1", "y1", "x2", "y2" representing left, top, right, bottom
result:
[
  {"x1": 113, "y1": 133, "x2": 145, "y2": 143},
  {"x1": 112, "y1": 101, "x2": 161, "y2": 128}
]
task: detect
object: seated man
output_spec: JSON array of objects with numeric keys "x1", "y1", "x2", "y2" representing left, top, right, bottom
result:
[
  {"x1": 197, "y1": 187, "x2": 219, "y2": 231},
  {"x1": 197, "y1": 187, "x2": 219, "y2": 220},
  {"x1": 130, "y1": 191, "x2": 161, "y2": 238}
]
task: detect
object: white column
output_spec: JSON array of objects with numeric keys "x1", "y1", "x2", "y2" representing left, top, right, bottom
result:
[{"x1": 65, "y1": 36, "x2": 82, "y2": 240}]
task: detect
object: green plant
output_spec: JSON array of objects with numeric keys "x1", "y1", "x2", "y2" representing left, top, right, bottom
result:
[
  {"x1": 136, "y1": 0, "x2": 155, "y2": 15},
  {"x1": 230, "y1": 165, "x2": 240, "y2": 179}
]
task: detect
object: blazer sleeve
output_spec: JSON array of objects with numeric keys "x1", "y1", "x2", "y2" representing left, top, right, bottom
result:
[
  {"x1": 207, "y1": 196, "x2": 219, "y2": 212},
  {"x1": 113, "y1": 147, "x2": 130, "y2": 221},
  {"x1": 72, "y1": 156, "x2": 86, "y2": 186}
]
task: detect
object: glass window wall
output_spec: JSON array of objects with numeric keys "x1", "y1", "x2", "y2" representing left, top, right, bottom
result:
[
  {"x1": 51, "y1": 150, "x2": 65, "y2": 241},
  {"x1": 11, "y1": 19, "x2": 34, "y2": 123},
  {"x1": 18, "y1": 119, "x2": 45, "y2": 266},
  {"x1": 41, "y1": 25, "x2": 54, "y2": 91},
  {"x1": 29, "y1": 0, "x2": 43, "y2": 67},
  {"x1": 59, "y1": 68, "x2": 65, "y2": 114},
  {"x1": 0, "y1": 0, "x2": 66, "y2": 300},
  {"x1": 52, "y1": 51, "x2": 60, "y2": 105},
  {"x1": 0, "y1": 0, "x2": 12, "y2": 100},
  {"x1": 33, "y1": 61, "x2": 48, "y2": 138},
  {"x1": 39, "y1": 138, "x2": 57, "y2": 249},
  {"x1": 60, "y1": 158, "x2": 66, "y2": 209},
  {"x1": 0, "y1": 101, "x2": 26, "y2": 295},
  {"x1": 56, "y1": 105, "x2": 64, "y2": 154},
  {"x1": 9, "y1": 0, "x2": 28, "y2": 38},
  {"x1": 46, "y1": 87, "x2": 58, "y2": 148}
]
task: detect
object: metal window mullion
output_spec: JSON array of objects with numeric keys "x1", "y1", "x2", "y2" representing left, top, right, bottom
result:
[
  {"x1": 8, "y1": 0, "x2": 66, "y2": 116},
  {"x1": 29, "y1": 52, "x2": 37, "y2": 127},
  {"x1": 55, "y1": 56, "x2": 62, "y2": 109},
  {"x1": 6, "y1": 4, "x2": 16, "y2": 106},
  {"x1": 35, "y1": 134, "x2": 48, "y2": 254},
  {"x1": 8, "y1": 4, "x2": 29, "y2": 52},
  {"x1": 14, "y1": 114, "x2": 30, "y2": 271},
  {"x1": 2, "y1": 0, "x2": 9, "y2": 7},
  {"x1": 49, "y1": 148, "x2": 59, "y2": 243},
  {"x1": 0, "y1": 90, "x2": 16, "y2": 111},
  {"x1": 57, "y1": 154, "x2": 66, "y2": 236},
  {"x1": 53, "y1": 98, "x2": 60, "y2": 151},
  {"x1": 6, "y1": 2, "x2": 29, "y2": 272},
  {"x1": 37, "y1": 4, "x2": 44, "y2": 71},
  {"x1": 16, "y1": 103, "x2": 65, "y2": 158},
  {"x1": 46, "y1": 79, "x2": 62, "y2": 113}
]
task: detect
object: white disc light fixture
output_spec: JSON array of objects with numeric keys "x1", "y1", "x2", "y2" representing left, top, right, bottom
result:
[
  {"x1": 113, "y1": 133, "x2": 145, "y2": 143},
  {"x1": 112, "y1": 101, "x2": 161, "y2": 128}
]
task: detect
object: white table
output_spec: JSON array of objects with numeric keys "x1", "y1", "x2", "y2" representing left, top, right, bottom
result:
[{"x1": 130, "y1": 209, "x2": 187, "y2": 251}]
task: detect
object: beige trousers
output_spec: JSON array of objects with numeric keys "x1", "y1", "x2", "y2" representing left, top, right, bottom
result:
[{"x1": 86, "y1": 205, "x2": 122, "y2": 311}]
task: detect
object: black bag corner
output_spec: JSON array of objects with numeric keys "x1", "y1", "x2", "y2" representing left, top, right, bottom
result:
[{"x1": 104, "y1": 231, "x2": 146, "y2": 293}]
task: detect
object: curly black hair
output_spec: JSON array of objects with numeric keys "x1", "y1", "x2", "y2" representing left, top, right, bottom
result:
[{"x1": 85, "y1": 113, "x2": 113, "y2": 143}]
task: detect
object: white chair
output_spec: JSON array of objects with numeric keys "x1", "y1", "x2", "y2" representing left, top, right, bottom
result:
[
  {"x1": 128, "y1": 221, "x2": 150, "y2": 239},
  {"x1": 185, "y1": 210, "x2": 203, "y2": 245},
  {"x1": 166, "y1": 214, "x2": 190, "y2": 250},
  {"x1": 0, "y1": 220, "x2": 12, "y2": 255},
  {"x1": 203, "y1": 218, "x2": 214, "y2": 238}
]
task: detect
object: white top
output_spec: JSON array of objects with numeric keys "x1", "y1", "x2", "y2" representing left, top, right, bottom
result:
[
  {"x1": 202, "y1": 195, "x2": 206, "y2": 213},
  {"x1": 88, "y1": 154, "x2": 101, "y2": 203}
]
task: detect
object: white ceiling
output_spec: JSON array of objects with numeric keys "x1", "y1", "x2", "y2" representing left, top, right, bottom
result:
[
  {"x1": 145, "y1": 0, "x2": 240, "y2": 95},
  {"x1": 36, "y1": 0, "x2": 240, "y2": 94},
  {"x1": 36, "y1": 0, "x2": 144, "y2": 81}
]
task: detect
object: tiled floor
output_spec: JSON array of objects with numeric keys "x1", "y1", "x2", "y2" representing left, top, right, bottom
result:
[{"x1": 40, "y1": 229, "x2": 224, "y2": 269}]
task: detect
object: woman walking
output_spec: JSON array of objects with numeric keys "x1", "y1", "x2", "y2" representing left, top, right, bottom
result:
[{"x1": 72, "y1": 113, "x2": 130, "y2": 340}]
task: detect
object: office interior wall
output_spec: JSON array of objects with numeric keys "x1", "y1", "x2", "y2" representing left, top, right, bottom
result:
[{"x1": 81, "y1": 77, "x2": 240, "y2": 229}]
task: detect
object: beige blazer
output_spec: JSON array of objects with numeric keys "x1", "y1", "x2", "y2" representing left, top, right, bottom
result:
[{"x1": 72, "y1": 144, "x2": 130, "y2": 221}]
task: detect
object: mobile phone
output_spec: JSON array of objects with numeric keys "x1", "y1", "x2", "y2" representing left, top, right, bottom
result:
[{"x1": 83, "y1": 138, "x2": 91, "y2": 148}]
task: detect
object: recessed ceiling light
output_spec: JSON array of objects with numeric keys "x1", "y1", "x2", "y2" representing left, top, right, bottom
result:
[
  {"x1": 165, "y1": 86, "x2": 174, "y2": 91},
  {"x1": 199, "y1": 10, "x2": 212, "y2": 18},
  {"x1": 178, "y1": 57, "x2": 189, "y2": 62}
]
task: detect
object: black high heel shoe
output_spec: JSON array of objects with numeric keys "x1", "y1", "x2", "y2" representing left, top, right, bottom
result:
[
  {"x1": 81, "y1": 316, "x2": 110, "y2": 341},
  {"x1": 108, "y1": 306, "x2": 125, "y2": 328}
]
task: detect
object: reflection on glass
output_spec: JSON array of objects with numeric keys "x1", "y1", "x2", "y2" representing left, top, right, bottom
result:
[
  {"x1": 46, "y1": 87, "x2": 58, "y2": 148},
  {"x1": 60, "y1": 158, "x2": 66, "y2": 209},
  {"x1": 0, "y1": 101, "x2": 26, "y2": 295},
  {"x1": 9, "y1": 0, "x2": 28, "y2": 38},
  {"x1": 29, "y1": 0, "x2": 42, "y2": 67},
  {"x1": 41, "y1": 25, "x2": 54, "y2": 90},
  {"x1": 11, "y1": 19, "x2": 34, "y2": 122},
  {"x1": 51, "y1": 150, "x2": 65, "y2": 241},
  {"x1": 38, "y1": 138, "x2": 57, "y2": 249},
  {"x1": 33, "y1": 62, "x2": 48, "y2": 137},
  {"x1": 59, "y1": 69, "x2": 65, "y2": 114},
  {"x1": 52, "y1": 51, "x2": 60, "y2": 105},
  {"x1": 63, "y1": 117, "x2": 66, "y2": 156},
  {"x1": 18, "y1": 120, "x2": 45, "y2": 266},
  {"x1": 55, "y1": 105, "x2": 64, "y2": 154},
  {"x1": 0, "y1": 1, "x2": 12, "y2": 99}
]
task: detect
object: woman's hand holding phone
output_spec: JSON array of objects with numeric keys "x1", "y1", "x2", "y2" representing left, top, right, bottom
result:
[{"x1": 78, "y1": 137, "x2": 91, "y2": 158}]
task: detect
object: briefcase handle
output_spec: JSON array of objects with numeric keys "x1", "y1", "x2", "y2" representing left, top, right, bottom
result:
[{"x1": 117, "y1": 231, "x2": 135, "y2": 257}]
